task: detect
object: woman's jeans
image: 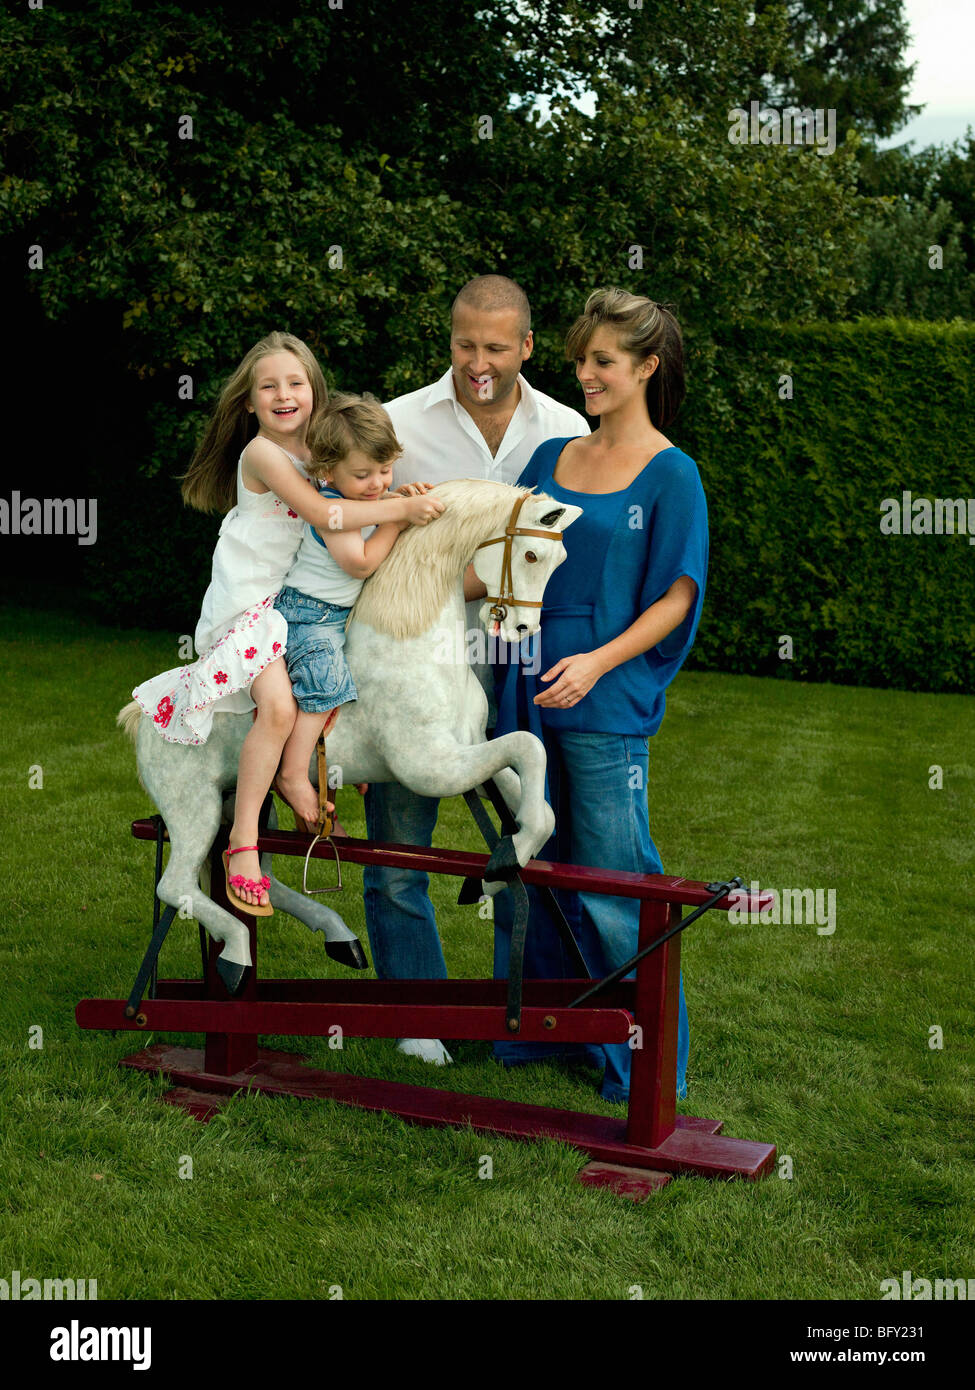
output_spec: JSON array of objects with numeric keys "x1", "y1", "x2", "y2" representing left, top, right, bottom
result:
[{"x1": 492, "y1": 728, "x2": 689, "y2": 1103}]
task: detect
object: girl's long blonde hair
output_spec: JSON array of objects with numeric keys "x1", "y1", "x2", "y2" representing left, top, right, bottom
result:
[{"x1": 180, "y1": 332, "x2": 329, "y2": 513}]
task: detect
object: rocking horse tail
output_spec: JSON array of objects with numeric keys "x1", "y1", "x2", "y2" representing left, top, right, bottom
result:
[{"x1": 117, "y1": 700, "x2": 143, "y2": 743}]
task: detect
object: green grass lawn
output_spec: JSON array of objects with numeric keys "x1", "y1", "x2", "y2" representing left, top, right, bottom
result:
[{"x1": 2, "y1": 601, "x2": 973, "y2": 1301}]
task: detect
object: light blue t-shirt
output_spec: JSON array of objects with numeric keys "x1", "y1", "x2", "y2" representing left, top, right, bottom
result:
[{"x1": 282, "y1": 485, "x2": 377, "y2": 608}]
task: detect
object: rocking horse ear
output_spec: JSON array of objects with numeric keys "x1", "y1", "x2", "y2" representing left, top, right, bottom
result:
[{"x1": 538, "y1": 507, "x2": 566, "y2": 527}]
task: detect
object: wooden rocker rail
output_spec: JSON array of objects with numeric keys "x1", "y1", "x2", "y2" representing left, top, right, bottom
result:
[
  {"x1": 75, "y1": 817, "x2": 779, "y2": 1195},
  {"x1": 131, "y1": 815, "x2": 756, "y2": 907}
]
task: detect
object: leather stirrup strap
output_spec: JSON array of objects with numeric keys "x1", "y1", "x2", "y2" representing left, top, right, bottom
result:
[{"x1": 315, "y1": 732, "x2": 333, "y2": 836}]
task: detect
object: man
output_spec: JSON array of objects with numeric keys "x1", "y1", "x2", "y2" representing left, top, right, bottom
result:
[{"x1": 369, "y1": 274, "x2": 589, "y2": 1063}]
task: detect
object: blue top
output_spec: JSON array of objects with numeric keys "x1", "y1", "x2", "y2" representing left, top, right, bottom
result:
[{"x1": 495, "y1": 437, "x2": 708, "y2": 738}]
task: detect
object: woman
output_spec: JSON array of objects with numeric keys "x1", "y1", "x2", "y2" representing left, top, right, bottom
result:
[{"x1": 478, "y1": 287, "x2": 708, "y2": 1103}]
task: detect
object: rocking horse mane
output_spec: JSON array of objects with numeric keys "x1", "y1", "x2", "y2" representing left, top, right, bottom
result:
[{"x1": 351, "y1": 479, "x2": 539, "y2": 640}]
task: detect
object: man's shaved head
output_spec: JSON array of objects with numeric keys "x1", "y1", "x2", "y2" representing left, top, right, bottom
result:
[{"x1": 451, "y1": 275, "x2": 532, "y2": 341}]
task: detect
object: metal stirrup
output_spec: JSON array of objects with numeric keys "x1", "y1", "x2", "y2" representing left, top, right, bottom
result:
[{"x1": 302, "y1": 731, "x2": 342, "y2": 894}]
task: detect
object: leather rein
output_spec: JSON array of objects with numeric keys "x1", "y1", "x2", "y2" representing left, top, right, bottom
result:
[{"x1": 474, "y1": 492, "x2": 565, "y2": 624}]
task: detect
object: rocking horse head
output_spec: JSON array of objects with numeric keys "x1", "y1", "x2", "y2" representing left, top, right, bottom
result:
[{"x1": 351, "y1": 480, "x2": 582, "y2": 643}]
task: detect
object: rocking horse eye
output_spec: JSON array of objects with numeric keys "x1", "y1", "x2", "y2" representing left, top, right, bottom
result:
[{"x1": 525, "y1": 550, "x2": 538, "y2": 563}]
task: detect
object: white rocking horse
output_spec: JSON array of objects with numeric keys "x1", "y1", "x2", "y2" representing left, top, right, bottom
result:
[{"x1": 118, "y1": 480, "x2": 582, "y2": 1000}]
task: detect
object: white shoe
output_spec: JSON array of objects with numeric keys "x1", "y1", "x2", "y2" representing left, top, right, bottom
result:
[{"x1": 396, "y1": 1038, "x2": 453, "y2": 1065}]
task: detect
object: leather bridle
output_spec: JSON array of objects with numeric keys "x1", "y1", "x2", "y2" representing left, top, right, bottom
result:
[{"x1": 474, "y1": 492, "x2": 565, "y2": 624}]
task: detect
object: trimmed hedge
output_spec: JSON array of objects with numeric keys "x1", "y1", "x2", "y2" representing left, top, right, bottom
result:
[{"x1": 682, "y1": 319, "x2": 975, "y2": 693}]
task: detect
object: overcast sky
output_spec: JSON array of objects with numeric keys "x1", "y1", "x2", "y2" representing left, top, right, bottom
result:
[{"x1": 880, "y1": 0, "x2": 975, "y2": 149}]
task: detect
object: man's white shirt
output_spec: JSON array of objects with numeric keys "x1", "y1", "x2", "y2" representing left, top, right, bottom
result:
[{"x1": 384, "y1": 367, "x2": 590, "y2": 488}]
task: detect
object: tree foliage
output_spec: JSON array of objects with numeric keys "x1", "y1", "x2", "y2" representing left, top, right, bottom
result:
[
  {"x1": 0, "y1": 0, "x2": 909, "y2": 625},
  {"x1": 2, "y1": 1, "x2": 867, "y2": 381},
  {"x1": 848, "y1": 195, "x2": 973, "y2": 319},
  {"x1": 751, "y1": 0, "x2": 918, "y2": 139}
]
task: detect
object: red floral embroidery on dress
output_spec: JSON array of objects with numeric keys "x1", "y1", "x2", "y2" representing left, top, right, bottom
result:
[
  {"x1": 287, "y1": 508, "x2": 298, "y2": 518},
  {"x1": 244, "y1": 647, "x2": 257, "y2": 660},
  {"x1": 272, "y1": 641, "x2": 282, "y2": 653},
  {"x1": 154, "y1": 696, "x2": 174, "y2": 728},
  {"x1": 214, "y1": 671, "x2": 228, "y2": 685}
]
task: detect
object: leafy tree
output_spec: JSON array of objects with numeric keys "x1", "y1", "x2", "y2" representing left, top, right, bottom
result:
[
  {"x1": 859, "y1": 133, "x2": 975, "y2": 277},
  {"x1": 0, "y1": 0, "x2": 876, "y2": 624},
  {"x1": 750, "y1": 0, "x2": 918, "y2": 139},
  {"x1": 928, "y1": 134, "x2": 975, "y2": 271},
  {"x1": 847, "y1": 196, "x2": 973, "y2": 318}
]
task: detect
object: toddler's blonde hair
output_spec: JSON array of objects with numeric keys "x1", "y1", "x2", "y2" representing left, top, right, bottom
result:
[{"x1": 306, "y1": 392, "x2": 402, "y2": 482}]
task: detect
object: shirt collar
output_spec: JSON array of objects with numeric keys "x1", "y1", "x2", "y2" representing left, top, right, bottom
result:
[
  {"x1": 514, "y1": 372, "x2": 538, "y2": 420},
  {"x1": 424, "y1": 367, "x2": 459, "y2": 410}
]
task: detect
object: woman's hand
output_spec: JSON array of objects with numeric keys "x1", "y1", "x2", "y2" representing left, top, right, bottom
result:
[{"x1": 533, "y1": 651, "x2": 607, "y2": 708}]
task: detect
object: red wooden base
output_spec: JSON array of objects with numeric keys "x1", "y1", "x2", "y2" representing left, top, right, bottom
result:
[
  {"x1": 577, "y1": 1162, "x2": 674, "y2": 1199},
  {"x1": 75, "y1": 981, "x2": 634, "y2": 1046},
  {"x1": 122, "y1": 1043, "x2": 776, "y2": 1182},
  {"x1": 159, "y1": 1086, "x2": 229, "y2": 1123},
  {"x1": 82, "y1": 820, "x2": 779, "y2": 1196}
]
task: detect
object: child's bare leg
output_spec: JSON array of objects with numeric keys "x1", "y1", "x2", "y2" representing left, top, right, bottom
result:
[
  {"x1": 228, "y1": 660, "x2": 297, "y2": 906},
  {"x1": 276, "y1": 709, "x2": 334, "y2": 825}
]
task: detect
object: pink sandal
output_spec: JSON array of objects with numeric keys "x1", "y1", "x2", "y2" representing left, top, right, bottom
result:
[{"x1": 222, "y1": 845, "x2": 273, "y2": 917}]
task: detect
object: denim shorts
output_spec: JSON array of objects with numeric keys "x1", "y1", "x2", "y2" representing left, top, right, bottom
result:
[{"x1": 273, "y1": 586, "x2": 358, "y2": 713}]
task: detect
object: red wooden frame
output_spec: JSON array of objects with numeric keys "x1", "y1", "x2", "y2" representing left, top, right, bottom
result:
[{"x1": 76, "y1": 819, "x2": 778, "y2": 1197}]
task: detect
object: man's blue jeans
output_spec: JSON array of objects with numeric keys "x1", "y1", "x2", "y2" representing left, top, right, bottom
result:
[
  {"x1": 363, "y1": 782, "x2": 448, "y2": 980},
  {"x1": 492, "y1": 729, "x2": 689, "y2": 1103}
]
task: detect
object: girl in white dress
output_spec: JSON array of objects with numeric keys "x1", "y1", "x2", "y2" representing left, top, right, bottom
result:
[{"x1": 132, "y1": 332, "x2": 443, "y2": 913}]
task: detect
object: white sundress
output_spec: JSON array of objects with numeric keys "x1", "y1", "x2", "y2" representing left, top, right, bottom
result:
[{"x1": 132, "y1": 450, "x2": 310, "y2": 744}]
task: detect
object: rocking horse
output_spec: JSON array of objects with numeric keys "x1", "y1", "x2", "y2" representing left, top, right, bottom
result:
[{"x1": 114, "y1": 480, "x2": 581, "y2": 994}]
